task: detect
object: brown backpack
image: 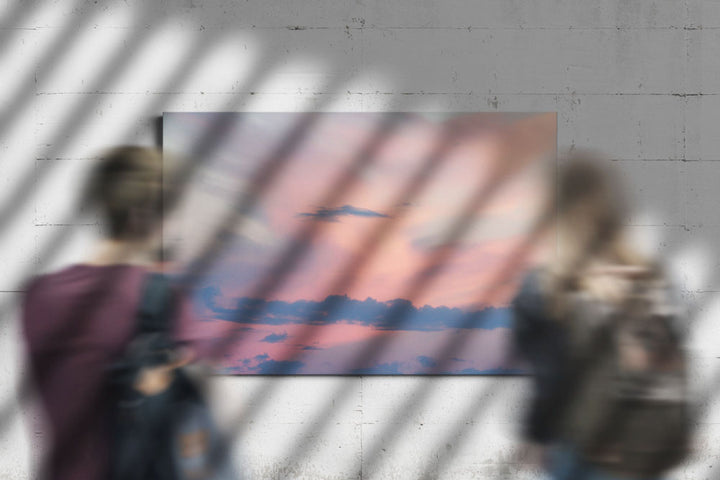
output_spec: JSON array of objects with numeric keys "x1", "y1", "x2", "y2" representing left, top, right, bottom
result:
[{"x1": 560, "y1": 278, "x2": 692, "y2": 476}]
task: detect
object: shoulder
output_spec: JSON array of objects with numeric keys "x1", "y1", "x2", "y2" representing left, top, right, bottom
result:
[
  {"x1": 23, "y1": 274, "x2": 44, "y2": 299},
  {"x1": 22, "y1": 264, "x2": 147, "y2": 317},
  {"x1": 22, "y1": 270, "x2": 59, "y2": 312}
]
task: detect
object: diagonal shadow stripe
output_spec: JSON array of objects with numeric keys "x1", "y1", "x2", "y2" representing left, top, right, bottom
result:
[
  {"x1": 0, "y1": 0, "x2": 38, "y2": 61},
  {"x1": 0, "y1": 7, "x2": 160, "y2": 236},
  {"x1": 0, "y1": 0, "x2": 102, "y2": 143},
  {"x1": 417, "y1": 378, "x2": 510, "y2": 480}
]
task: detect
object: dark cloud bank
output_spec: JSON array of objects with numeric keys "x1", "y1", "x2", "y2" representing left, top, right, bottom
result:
[
  {"x1": 231, "y1": 354, "x2": 523, "y2": 375},
  {"x1": 199, "y1": 285, "x2": 512, "y2": 332}
]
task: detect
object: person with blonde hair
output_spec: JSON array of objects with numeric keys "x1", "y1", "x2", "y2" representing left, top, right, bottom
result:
[{"x1": 513, "y1": 152, "x2": 690, "y2": 480}]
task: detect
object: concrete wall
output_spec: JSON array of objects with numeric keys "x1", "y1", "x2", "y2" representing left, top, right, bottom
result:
[{"x1": 1, "y1": 1, "x2": 718, "y2": 478}]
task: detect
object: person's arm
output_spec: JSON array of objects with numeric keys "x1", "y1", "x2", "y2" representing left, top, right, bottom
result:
[
  {"x1": 511, "y1": 269, "x2": 546, "y2": 360},
  {"x1": 511, "y1": 269, "x2": 570, "y2": 445}
]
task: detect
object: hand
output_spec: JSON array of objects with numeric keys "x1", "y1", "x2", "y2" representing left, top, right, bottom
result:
[
  {"x1": 133, "y1": 363, "x2": 175, "y2": 396},
  {"x1": 133, "y1": 348, "x2": 192, "y2": 396}
]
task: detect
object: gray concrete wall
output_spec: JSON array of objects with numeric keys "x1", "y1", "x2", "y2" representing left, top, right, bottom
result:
[{"x1": 0, "y1": 1, "x2": 718, "y2": 478}]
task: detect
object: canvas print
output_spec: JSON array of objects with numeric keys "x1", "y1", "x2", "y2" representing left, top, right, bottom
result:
[{"x1": 163, "y1": 112, "x2": 556, "y2": 374}]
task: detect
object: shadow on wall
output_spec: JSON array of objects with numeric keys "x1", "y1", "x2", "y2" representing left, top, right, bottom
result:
[{"x1": 0, "y1": 1, "x2": 717, "y2": 479}]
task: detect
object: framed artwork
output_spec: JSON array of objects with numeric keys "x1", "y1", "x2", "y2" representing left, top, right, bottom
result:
[{"x1": 163, "y1": 112, "x2": 556, "y2": 374}]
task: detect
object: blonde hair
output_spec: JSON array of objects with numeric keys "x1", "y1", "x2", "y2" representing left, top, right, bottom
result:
[
  {"x1": 544, "y1": 152, "x2": 659, "y2": 316},
  {"x1": 85, "y1": 146, "x2": 168, "y2": 240}
]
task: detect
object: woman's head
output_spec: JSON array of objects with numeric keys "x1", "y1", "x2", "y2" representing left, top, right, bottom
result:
[
  {"x1": 554, "y1": 152, "x2": 625, "y2": 267},
  {"x1": 85, "y1": 146, "x2": 168, "y2": 241},
  {"x1": 545, "y1": 151, "x2": 656, "y2": 307}
]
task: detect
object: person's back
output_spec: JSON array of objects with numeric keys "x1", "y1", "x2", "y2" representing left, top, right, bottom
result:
[{"x1": 24, "y1": 264, "x2": 147, "y2": 479}]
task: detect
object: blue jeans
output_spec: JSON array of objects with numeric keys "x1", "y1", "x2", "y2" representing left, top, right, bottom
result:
[{"x1": 547, "y1": 446, "x2": 663, "y2": 480}]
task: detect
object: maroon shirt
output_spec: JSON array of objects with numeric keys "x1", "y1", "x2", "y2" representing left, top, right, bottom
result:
[{"x1": 22, "y1": 264, "x2": 195, "y2": 480}]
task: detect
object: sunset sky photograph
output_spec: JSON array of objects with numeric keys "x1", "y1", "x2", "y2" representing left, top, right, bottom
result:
[{"x1": 163, "y1": 112, "x2": 556, "y2": 374}]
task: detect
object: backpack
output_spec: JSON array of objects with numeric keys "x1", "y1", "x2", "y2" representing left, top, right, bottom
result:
[
  {"x1": 560, "y1": 276, "x2": 692, "y2": 476},
  {"x1": 107, "y1": 273, "x2": 236, "y2": 480}
]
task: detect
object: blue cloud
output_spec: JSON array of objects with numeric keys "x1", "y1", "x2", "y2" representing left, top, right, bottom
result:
[
  {"x1": 261, "y1": 332, "x2": 289, "y2": 343},
  {"x1": 249, "y1": 359, "x2": 305, "y2": 374},
  {"x1": 298, "y1": 204, "x2": 390, "y2": 222},
  {"x1": 351, "y1": 362, "x2": 404, "y2": 375},
  {"x1": 201, "y1": 288, "x2": 513, "y2": 333},
  {"x1": 198, "y1": 285, "x2": 234, "y2": 318},
  {"x1": 417, "y1": 355, "x2": 437, "y2": 368}
]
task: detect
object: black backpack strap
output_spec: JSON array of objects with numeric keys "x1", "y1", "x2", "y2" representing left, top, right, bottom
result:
[{"x1": 137, "y1": 272, "x2": 176, "y2": 336}]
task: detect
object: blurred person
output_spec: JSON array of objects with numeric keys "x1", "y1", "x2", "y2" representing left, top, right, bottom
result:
[
  {"x1": 22, "y1": 146, "x2": 234, "y2": 480},
  {"x1": 512, "y1": 153, "x2": 691, "y2": 480}
]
